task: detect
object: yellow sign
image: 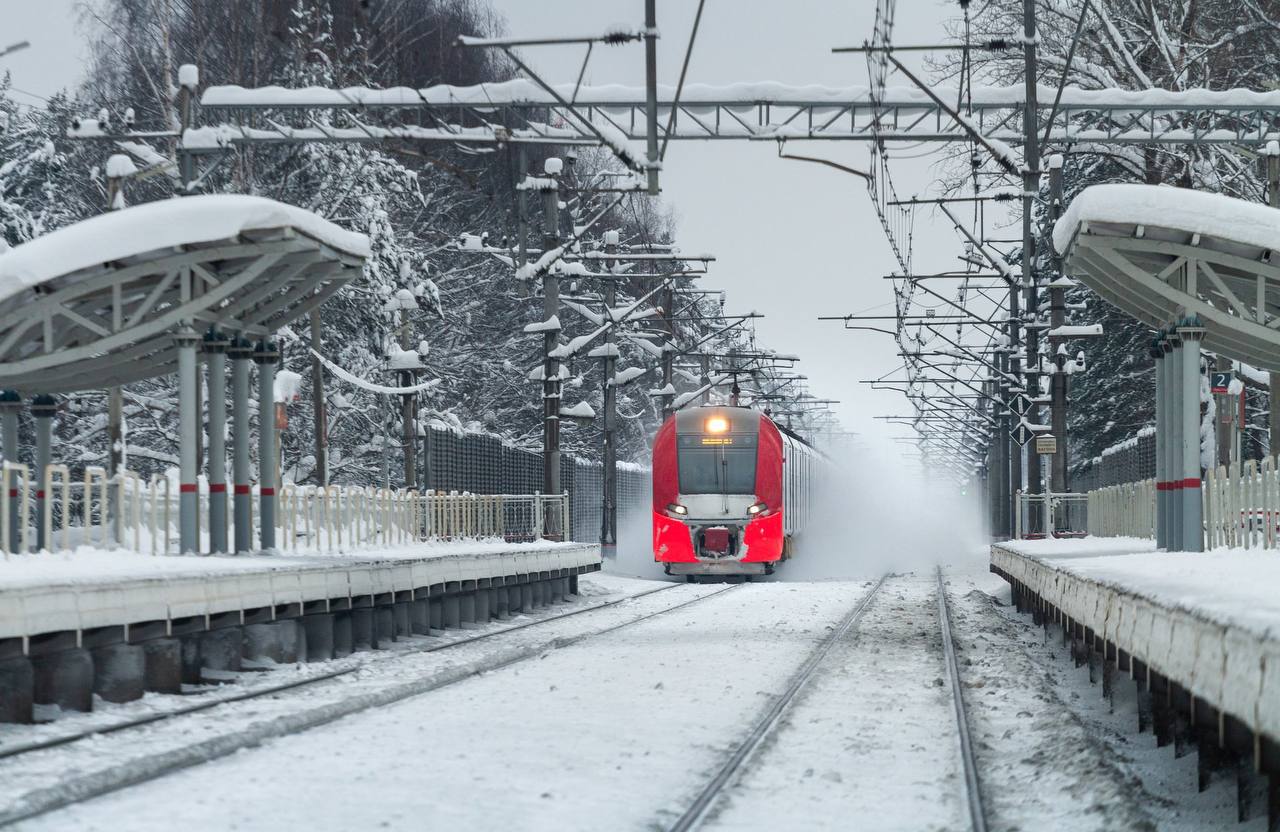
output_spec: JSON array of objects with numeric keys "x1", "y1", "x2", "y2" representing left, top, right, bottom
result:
[{"x1": 701, "y1": 437, "x2": 734, "y2": 446}]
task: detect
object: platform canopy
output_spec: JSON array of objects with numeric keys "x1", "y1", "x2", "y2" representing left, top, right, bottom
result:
[
  {"x1": 0, "y1": 195, "x2": 369, "y2": 394},
  {"x1": 1054, "y1": 183, "x2": 1280, "y2": 371}
]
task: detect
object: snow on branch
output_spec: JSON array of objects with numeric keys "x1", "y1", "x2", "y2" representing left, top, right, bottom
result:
[{"x1": 311, "y1": 349, "x2": 440, "y2": 395}]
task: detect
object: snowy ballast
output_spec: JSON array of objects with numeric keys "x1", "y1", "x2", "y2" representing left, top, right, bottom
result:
[
  {"x1": 1053, "y1": 184, "x2": 1280, "y2": 257},
  {"x1": 0, "y1": 194, "x2": 369, "y2": 304}
]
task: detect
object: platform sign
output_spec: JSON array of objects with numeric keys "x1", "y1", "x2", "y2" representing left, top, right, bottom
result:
[
  {"x1": 1035, "y1": 434, "x2": 1057, "y2": 456},
  {"x1": 1011, "y1": 423, "x2": 1035, "y2": 446},
  {"x1": 1008, "y1": 394, "x2": 1032, "y2": 417},
  {"x1": 1210, "y1": 372, "x2": 1232, "y2": 395}
]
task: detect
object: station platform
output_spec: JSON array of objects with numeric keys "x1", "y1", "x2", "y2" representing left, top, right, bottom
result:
[
  {"x1": 0, "y1": 541, "x2": 601, "y2": 651},
  {"x1": 991, "y1": 538, "x2": 1280, "y2": 770},
  {"x1": 0, "y1": 541, "x2": 601, "y2": 723}
]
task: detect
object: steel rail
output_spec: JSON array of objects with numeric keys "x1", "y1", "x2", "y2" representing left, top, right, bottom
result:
[
  {"x1": 666, "y1": 574, "x2": 889, "y2": 832},
  {"x1": 0, "y1": 580, "x2": 690, "y2": 763},
  {"x1": 936, "y1": 566, "x2": 989, "y2": 832}
]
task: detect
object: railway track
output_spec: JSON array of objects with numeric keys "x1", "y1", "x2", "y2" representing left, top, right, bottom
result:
[
  {"x1": 666, "y1": 575, "x2": 889, "y2": 832},
  {"x1": 0, "y1": 580, "x2": 741, "y2": 827},
  {"x1": 667, "y1": 570, "x2": 991, "y2": 832},
  {"x1": 936, "y1": 566, "x2": 989, "y2": 832}
]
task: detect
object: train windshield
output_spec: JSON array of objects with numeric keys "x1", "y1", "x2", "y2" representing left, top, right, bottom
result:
[{"x1": 676, "y1": 434, "x2": 757, "y2": 494}]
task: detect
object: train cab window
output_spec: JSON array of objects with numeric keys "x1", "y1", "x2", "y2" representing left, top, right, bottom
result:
[{"x1": 677, "y1": 433, "x2": 757, "y2": 494}]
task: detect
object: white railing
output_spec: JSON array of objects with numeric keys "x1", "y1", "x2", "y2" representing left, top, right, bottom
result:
[
  {"x1": 1086, "y1": 479, "x2": 1155, "y2": 539},
  {"x1": 1203, "y1": 459, "x2": 1280, "y2": 550},
  {"x1": 0, "y1": 465, "x2": 572, "y2": 557}
]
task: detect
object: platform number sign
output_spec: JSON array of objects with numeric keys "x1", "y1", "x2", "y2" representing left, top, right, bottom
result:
[
  {"x1": 1008, "y1": 394, "x2": 1032, "y2": 417},
  {"x1": 1210, "y1": 372, "x2": 1232, "y2": 395},
  {"x1": 1011, "y1": 423, "x2": 1035, "y2": 446}
]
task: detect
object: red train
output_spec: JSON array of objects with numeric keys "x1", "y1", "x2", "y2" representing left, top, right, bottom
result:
[{"x1": 652, "y1": 405, "x2": 819, "y2": 578}]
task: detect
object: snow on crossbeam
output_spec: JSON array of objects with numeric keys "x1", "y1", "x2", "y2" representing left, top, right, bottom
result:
[{"x1": 0, "y1": 195, "x2": 368, "y2": 393}]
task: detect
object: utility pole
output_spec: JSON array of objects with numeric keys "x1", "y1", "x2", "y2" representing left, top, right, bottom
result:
[
  {"x1": 660, "y1": 282, "x2": 676, "y2": 420},
  {"x1": 309, "y1": 309, "x2": 328, "y2": 486},
  {"x1": 541, "y1": 158, "x2": 563, "y2": 525},
  {"x1": 1017, "y1": 0, "x2": 1038, "y2": 533},
  {"x1": 601, "y1": 230, "x2": 619, "y2": 552},
  {"x1": 643, "y1": 0, "x2": 660, "y2": 195},
  {"x1": 1047, "y1": 155, "x2": 1069, "y2": 505},
  {"x1": 397, "y1": 296, "x2": 419, "y2": 488},
  {"x1": 1266, "y1": 142, "x2": 1280, "y2": 456}
]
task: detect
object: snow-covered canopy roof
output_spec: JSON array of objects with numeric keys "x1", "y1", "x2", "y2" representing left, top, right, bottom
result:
[
  {"x1": 0, "y1": 195, "x2": 369, "y2": 393},
  {"x1": 1055, "y1": 183, "x2": 1280, "y2": 370}
]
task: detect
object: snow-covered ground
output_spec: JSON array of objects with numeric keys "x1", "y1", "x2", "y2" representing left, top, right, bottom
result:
[{"x1": 2, "y1": 565, "x2": 1257, "y2": 831}]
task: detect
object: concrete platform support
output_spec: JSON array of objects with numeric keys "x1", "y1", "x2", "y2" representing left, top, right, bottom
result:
[
  {"x1": 410, "y1": 599, "x2": 430, "y2": 634},
  {"x1": 180, "y1": 637, "x2": 202, "y2": 684},
  {"x1": 198, "y1": 627, "x2": 243, "y2": 675},
  {"x1": 304, "y1": 613, "x2": 335, "y2": 661},
  {"x1": 142, "y1": 638, "x2": 182, "y2": 694},
  {"x1": 32, "y1": 648, "x2": 93, "y2": 712},
  {"x1": 429, "y1": 594, "x2": 444, "y2": 631},
  {"x1": 443, "y1": 583, "x2": 461, "y2": 629},
  {"x1": 230, "y1": 338, "x2": 253, "y2": 554},
  {"x1": 493, "y1": 579, "x2": 510, "y2": 620},
  {"x1": 205, "y1": 330, "x2": 229, "y2": 554},
  {"x1": 508, "y1": 582, "x2": 522, "y2": 615},
  {"x1": 570, "y1": 573, "x2": 579, "y2": 595},
  {"x1": 351, "y1": 607, "x2": 374, "y2": 651},
  {"x1": 0, "y1": 657, "x2": 34, "y2": 723},
  {"x1": 332, "y1": 611, "x2": 353, "y2": 658},
  {"x1": 374, "y1": 605, "x2": 396, "y2": 647},
  {"x1": 90, "y1": 642, "x2": 145, "y2": 703},
  {"x1": 176, "y1": 327, "x2": 200, "y2": 554},
  {"x1": 475, "y1": 580, "x2": 491, "y2": 623},
  {"x1": 394, "y1": 602, "x2": 412, "y2": 638},
  {"x1": 243, "y1": 621, "x2": 301, "y2": 664},
  {"x1": 521, "y1": 581, "x2": 534, "y2": 613}
]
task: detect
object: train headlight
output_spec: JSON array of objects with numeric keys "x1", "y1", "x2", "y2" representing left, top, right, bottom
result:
[
  {"x1": 705, "y1": 415, "x2": 729, "y2": 434},
  {"x1": 667, "y1": 503, "x2": 688, "y2": 516},
  {"x1": 747, "y1": 501, "x2": 768, "y2": 516}
]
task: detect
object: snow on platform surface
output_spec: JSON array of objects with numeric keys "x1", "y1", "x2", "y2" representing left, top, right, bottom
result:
[
  {"x1": 999, "y1": 536, "x2": 1280, "y2": 638},
  {"x1": 0, "y1": 539, "x2": 587, "y2": 591},
  {"x1": 1052, "y1": 182, "x2": 1280, "y2": 256},
  {"x1": 0, "y1": 194, "x2": 371, "y2": 304}
]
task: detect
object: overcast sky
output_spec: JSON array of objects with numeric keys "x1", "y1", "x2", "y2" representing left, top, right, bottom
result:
[{"x1": 5, "y1": 1, "x2": 978, "y2": 445}]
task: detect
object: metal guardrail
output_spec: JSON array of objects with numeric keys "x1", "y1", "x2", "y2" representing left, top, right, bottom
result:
[
  {"x1": 0, "y1": 465, "x2": 571, "y2": 557},
  {"x1": 1014, "y1": 490, "x2": 1090, "y2": 539}
]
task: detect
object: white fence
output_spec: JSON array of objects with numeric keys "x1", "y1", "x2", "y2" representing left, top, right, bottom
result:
[
  {"x1": 1086, "y1": 479, "x2": 1156, "y2": 539},
  {"x1": 0, "y1": 463, "x2": 570, "y2": 557}
]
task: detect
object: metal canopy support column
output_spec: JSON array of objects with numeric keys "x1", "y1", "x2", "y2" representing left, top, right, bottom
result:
[
  {"x1": 1267, "y1": 144, "x2": 1280, "y2": 456},
  {"x1": 230, "y1": 337, "x2": 253, "y2": 553},
  {"x1": 176, "y1": 327, "x2": 200, "y2": 555},
  {"x1": 1166, "y1": 330, "x2": 1183, "y2": 550},
  {"x1": 204, "y1": 329, "x2": 229, "y2": 553},
  {"x1": 1177, "y1": 319, "x2": 1205, "y2": 552},
  {"x1": 254, "y1": 339, "x2": 279, "y2": 552},
  {"x1": 31, "y1": 394, "x2": 56, "y2": 552},
  {"x1": 1046, "y1": 155, "x2": 1069, "y2": 517},
  {"x1": 0, "y1": 391, "x2": 19, "y2": 552},
  {"x1": 1152, "y1": 337, "x2": 1167, "y2": 550}
]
